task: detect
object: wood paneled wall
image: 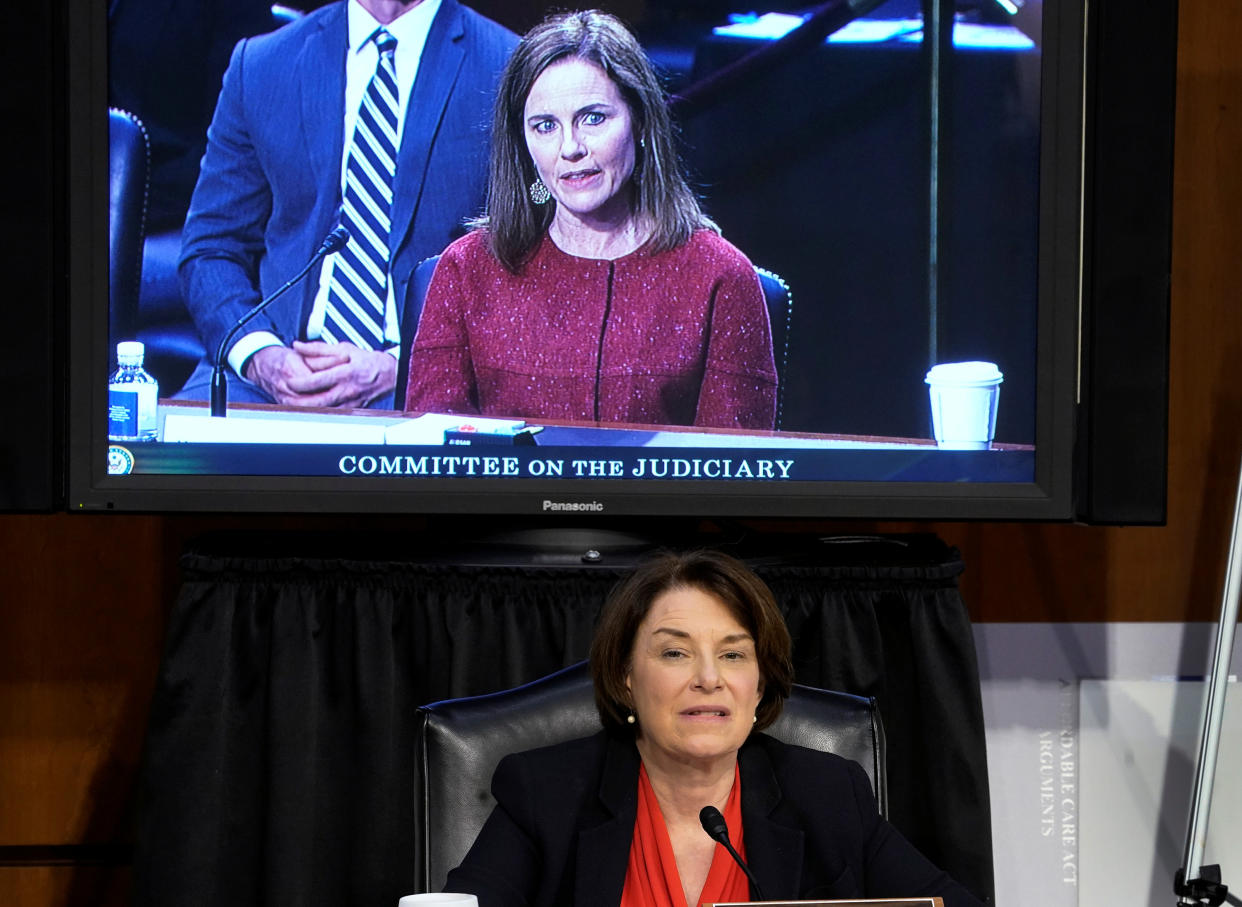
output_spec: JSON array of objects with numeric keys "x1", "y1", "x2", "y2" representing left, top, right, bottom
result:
[{"x1": 2, "y1": 0, "x2": 1239, "y2": 903}]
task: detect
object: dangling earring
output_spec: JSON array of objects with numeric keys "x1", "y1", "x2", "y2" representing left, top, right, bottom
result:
[
  {"x1": 529, "y1": 177, "x2": 551, "y2": 205},
  {"x1": 627, "y1": 711, "x2": 637, "y2": 725}
]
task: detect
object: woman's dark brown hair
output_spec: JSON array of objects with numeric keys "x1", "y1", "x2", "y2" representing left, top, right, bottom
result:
[
  {"x1": 477, "y1": 9, "x2": 712, "y2": 272},
  {"x1": 589, "y1": 550, "x2": 794, "y2": 734}
]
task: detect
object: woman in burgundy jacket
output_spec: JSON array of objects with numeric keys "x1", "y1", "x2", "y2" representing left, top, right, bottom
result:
[{"x1": 406, "y1": 11, "x2": 777, "y2": 431}]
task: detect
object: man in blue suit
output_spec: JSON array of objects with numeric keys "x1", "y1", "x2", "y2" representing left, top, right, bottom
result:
[{"x1": 177, "y1": 0, "x2": 516, "y2": 409}]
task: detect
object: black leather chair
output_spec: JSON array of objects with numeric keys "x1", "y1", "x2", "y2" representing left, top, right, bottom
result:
[
  {"x1": 109, "y1": 108, "x2": 149, "y2": 361},
  {"x1": 412, "y1": 661, "x2": 885, "y2": 893},
  {"x1": 136, "y1": 228, "x2": 206, "y2": 394},
  {"x1": 393, "y1": 253, "x2": 444, "y2": 406},
  {"x1": 395, "y1": 256, "x2": 794, "y2": 427},
  {"x1": 754, "y1": 266, "x2": 793, "y2": 430}
]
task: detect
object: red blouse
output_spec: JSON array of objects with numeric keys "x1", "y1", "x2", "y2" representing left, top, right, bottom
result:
[
  {"x1": 620, "y1": 764, "x2": 751, "y2": 907},
  {"x1": 404, "y1": 230, "x2": 777, "y2": 429}
]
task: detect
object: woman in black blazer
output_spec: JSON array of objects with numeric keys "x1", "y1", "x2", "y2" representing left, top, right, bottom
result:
[{"x1": 446, "y1": 550, "x2": 984, "y2": 907}]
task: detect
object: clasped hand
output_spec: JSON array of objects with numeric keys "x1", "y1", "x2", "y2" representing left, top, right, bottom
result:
[{"x1": 245, "y1": 341, "x2": 396, "y2": 409}]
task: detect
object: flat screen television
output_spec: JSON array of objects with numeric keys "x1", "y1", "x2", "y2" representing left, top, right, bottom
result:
[{"x1": 61, "y1": 0, "x2": 1174, "y2": 520}]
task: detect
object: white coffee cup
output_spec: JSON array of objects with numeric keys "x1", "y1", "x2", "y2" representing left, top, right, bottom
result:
[
  {"x1": 925, "y1": 361, "x2": 1004, "y2": 450},
  {"x1": 398, "y1": 895, "x2": 479, "y2": 907}
]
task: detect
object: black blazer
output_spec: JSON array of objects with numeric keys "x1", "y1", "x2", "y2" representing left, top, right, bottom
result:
[{"x1": 446, "y1": 732, "x2": 983, "y2": 907}]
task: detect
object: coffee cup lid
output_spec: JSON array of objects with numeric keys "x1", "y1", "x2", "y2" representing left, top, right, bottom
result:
[{"x1": 925, "y1": 361, "x2": 1003, "y2": 385}]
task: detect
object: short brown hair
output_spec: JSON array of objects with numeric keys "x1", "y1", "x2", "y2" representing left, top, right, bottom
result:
[
  {"x1": 590, "y1": 550, "x2": 794, "y2": 734},
  {"x1": 478, "y1": 10, "x2": 713, "y2": 272}
]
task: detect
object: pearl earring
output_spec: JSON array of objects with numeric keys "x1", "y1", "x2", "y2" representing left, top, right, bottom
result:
[{"x1": 627, "y1": 711, "x2": 636, "y2": 725}]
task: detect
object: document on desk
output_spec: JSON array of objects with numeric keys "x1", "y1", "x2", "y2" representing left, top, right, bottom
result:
[
  {"x1": 160, "y1": 411, "x2": 530, "y2": 446},
  {"x1": 163, "y1": 413, "x2": 392, "y2": 445}
]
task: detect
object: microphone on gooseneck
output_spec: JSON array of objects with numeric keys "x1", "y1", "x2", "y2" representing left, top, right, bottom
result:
[
  {"x1": 699, "y1": 805, "x2": 766, "y2": 901},
  {"x1": 209, "y1": 225, "x2": 351, "y2": 417}
]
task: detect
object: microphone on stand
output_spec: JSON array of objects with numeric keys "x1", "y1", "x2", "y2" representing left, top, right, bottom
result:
[
  {"x1": 699, "y1": 805, "x2": 766, "y2": 901},
  {"x1": 209, "y1": 225, "x2": 351, "y2": 417}
]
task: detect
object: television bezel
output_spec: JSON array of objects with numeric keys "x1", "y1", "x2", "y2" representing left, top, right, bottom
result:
[{"x1": 64, "y1": 0, "x2": 1115, "y2": 520}]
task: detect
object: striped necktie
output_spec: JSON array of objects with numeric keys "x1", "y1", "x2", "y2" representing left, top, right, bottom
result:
[{"x1": 324, "y1": 28, "x2": 399, "y2": 350}]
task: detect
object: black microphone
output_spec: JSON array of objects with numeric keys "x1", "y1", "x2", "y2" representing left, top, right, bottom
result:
[
  {"x1": 699, "y1": 805, "x2": 765, "y2": 901},
  {"x1": 209, "y1": 225, "x2": 351, "y2": 417}
]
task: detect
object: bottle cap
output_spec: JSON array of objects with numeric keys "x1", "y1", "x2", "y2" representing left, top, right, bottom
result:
[{"x1": 116, "y1": 341, "x2": 145, "y2": 366}]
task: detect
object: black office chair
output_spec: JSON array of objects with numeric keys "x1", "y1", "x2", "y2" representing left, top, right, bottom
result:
[
  {"x1": 755, "y1": 267, "x2": 793, "y2": 430},
  {"x1": 108, "y1": 108, "x2": 150, "y2": 362},
  {"x1": 136, "y1": 228, "x2": 206, "y2": 394},
  {"x1": 412, "y1": 661, "x2": 885, "y2": 893},
  {"x1": 395, "y1": 256, "x2": 794, "y2": 427}
]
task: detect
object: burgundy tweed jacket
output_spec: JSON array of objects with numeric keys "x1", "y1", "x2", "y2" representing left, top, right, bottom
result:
[{"x1": 405, "y1": 230, "x2": 778, "y2": 429}]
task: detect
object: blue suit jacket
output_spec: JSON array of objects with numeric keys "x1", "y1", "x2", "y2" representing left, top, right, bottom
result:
[
  {"x1": 179, "y1": 0, "x2": 515, "y2": 376},
  {"x1": 446, "y1": 732, "x2": 984, "y2": 907}
]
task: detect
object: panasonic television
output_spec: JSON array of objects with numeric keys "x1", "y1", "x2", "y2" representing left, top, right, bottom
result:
[{"x1": 61, "y1": 0, "x2": 1174, "y2": 520}]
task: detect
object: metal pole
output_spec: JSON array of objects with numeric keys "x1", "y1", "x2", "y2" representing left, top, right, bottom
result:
[
  {"x1": 923, "y1": 0, "x2": 953, "y2": 371},
  {"x1": 1175, "y1": 456, "x2": 1241, "y2": 905}
]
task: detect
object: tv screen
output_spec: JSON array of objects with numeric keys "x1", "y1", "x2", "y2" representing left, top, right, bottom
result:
[{"x1": 67, "y1": 0, "x2": 1111, "y2": 518}]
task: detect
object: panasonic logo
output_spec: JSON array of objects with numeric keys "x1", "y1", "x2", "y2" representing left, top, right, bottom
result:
[{"x1": 542, "y1": 500, "x2": 605, "y2": 512}]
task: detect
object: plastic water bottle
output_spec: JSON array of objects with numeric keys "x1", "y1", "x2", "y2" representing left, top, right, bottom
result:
[{"x1": 108, "y1": 341, "x2": 159, "y2": 442}]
